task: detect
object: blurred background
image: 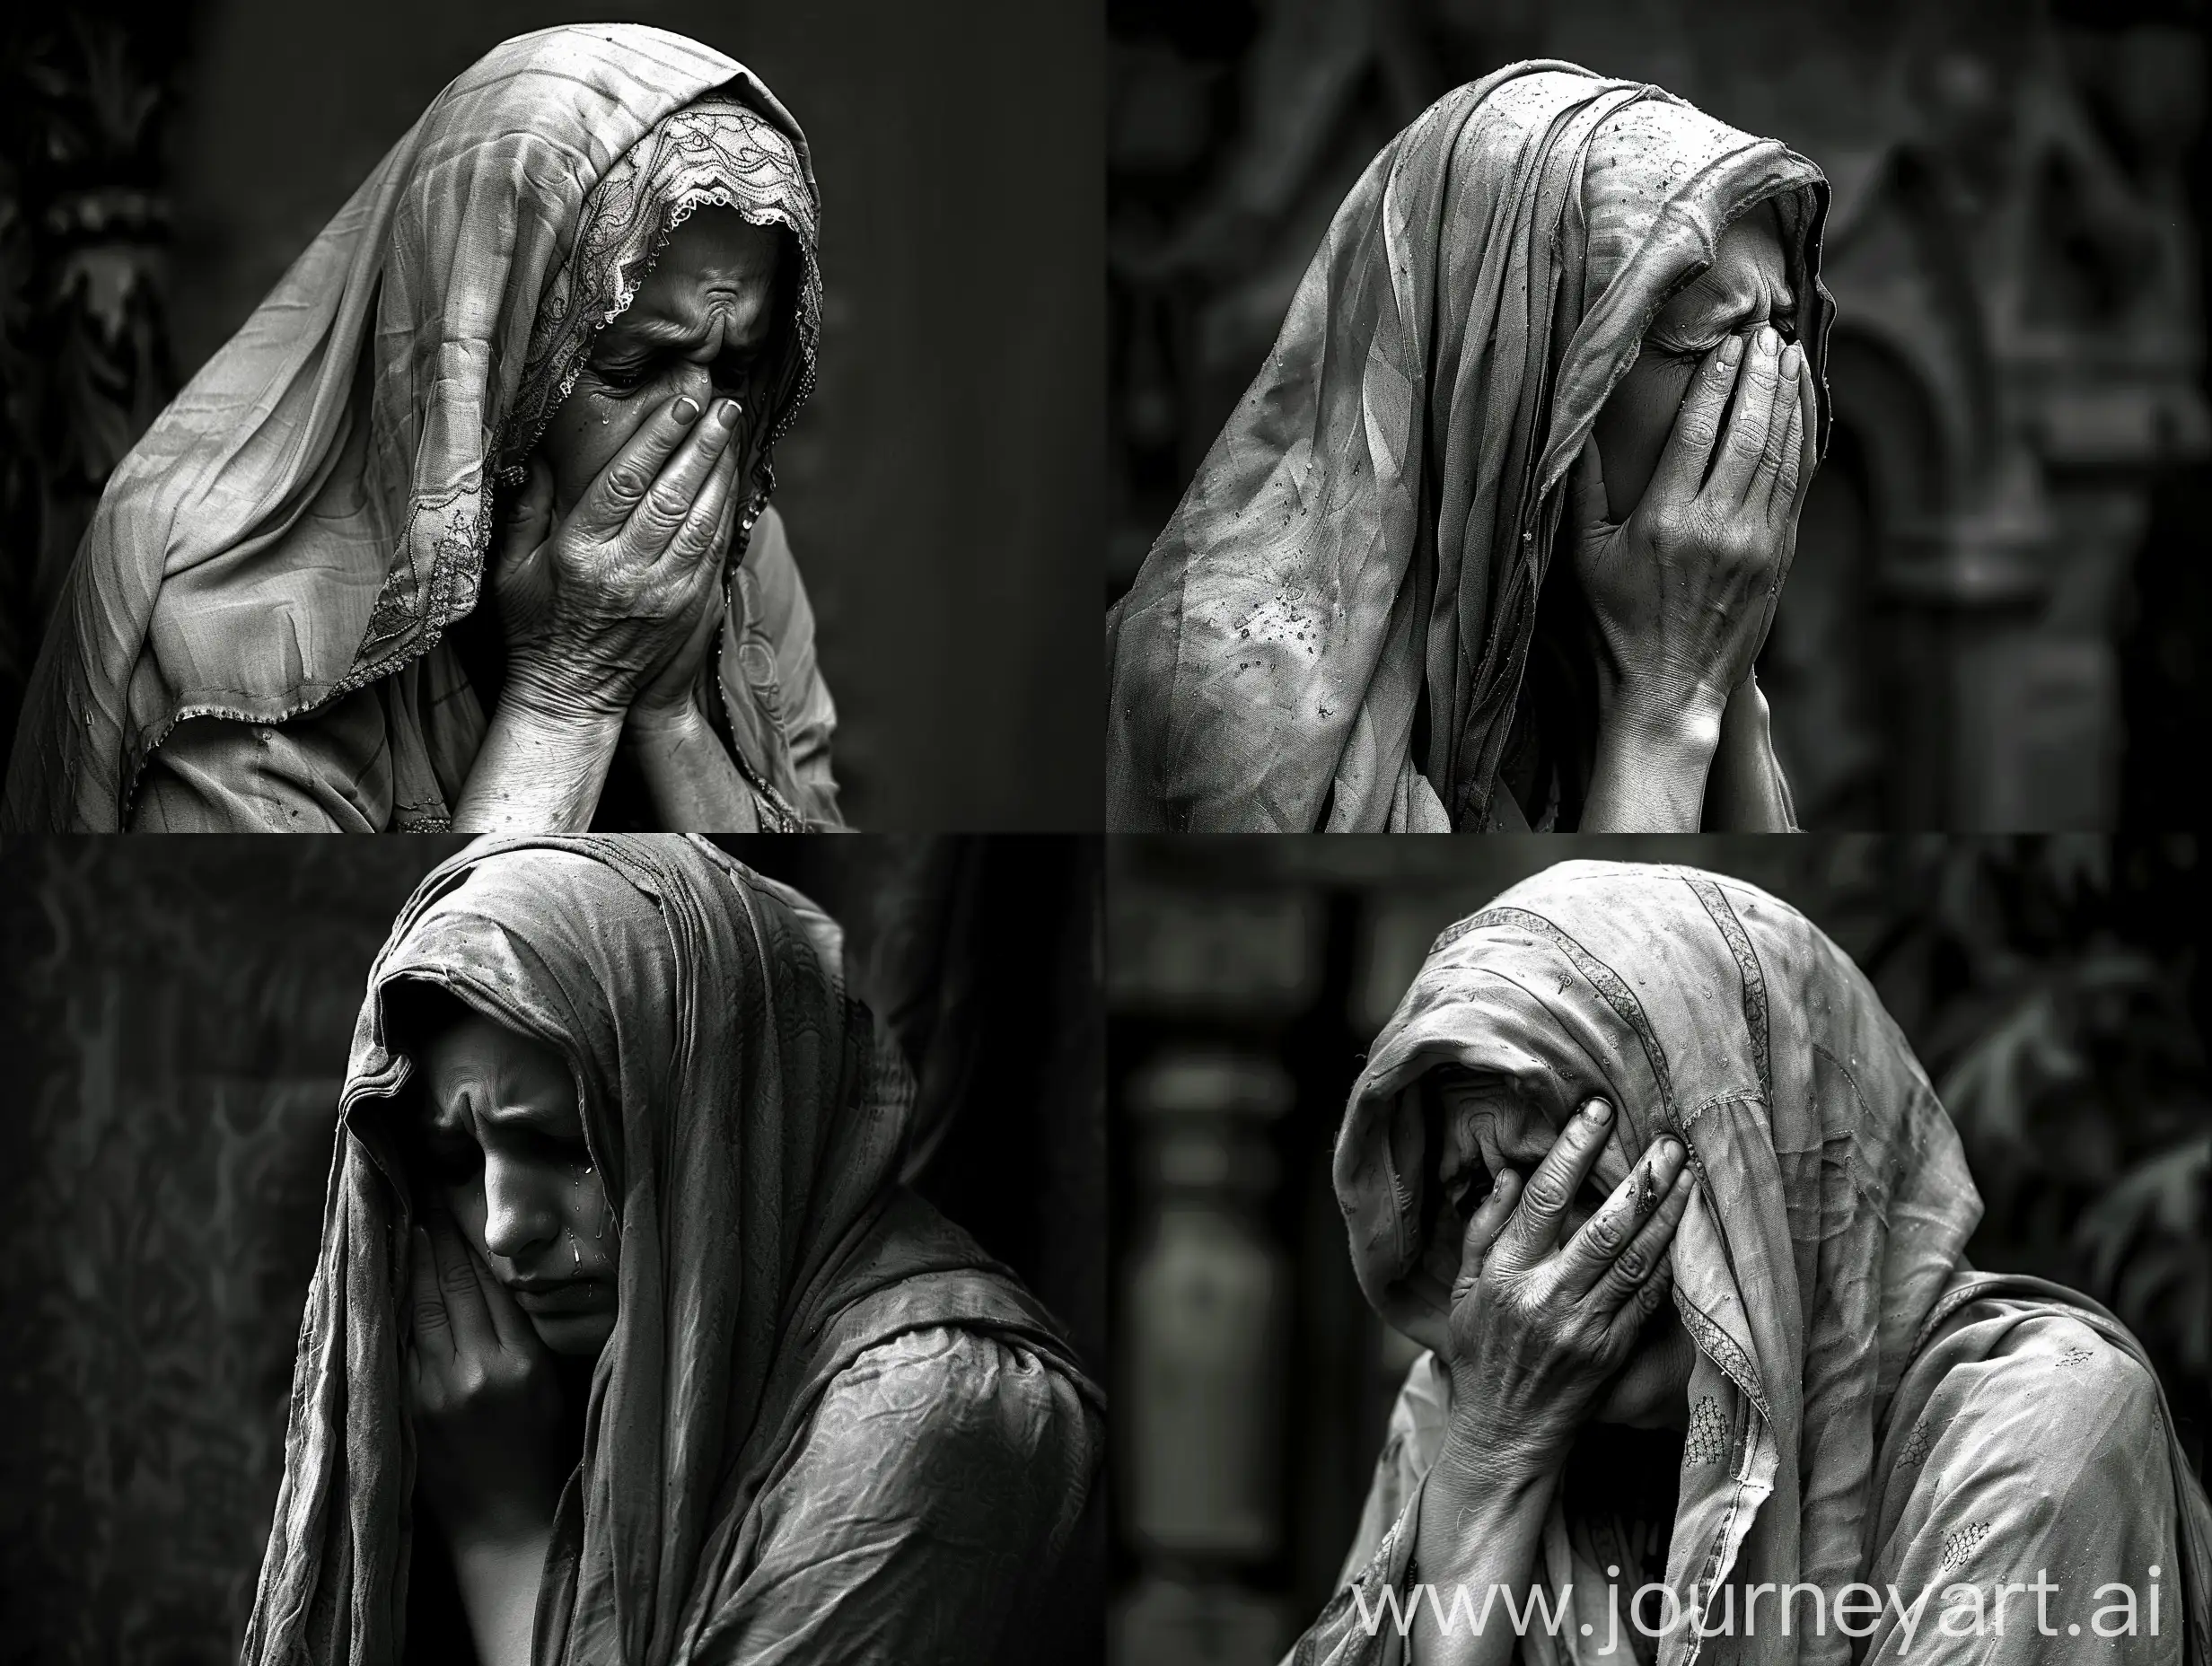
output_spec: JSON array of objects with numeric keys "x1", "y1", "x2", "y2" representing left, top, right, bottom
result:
[
  {"x1": 1110, "y1": 835, "x2": 2212, "y2": 1665},
  {"x1": 0, "y1": 834, "x2": 1104, "y2": 1666},
  {"x1": 1108, "y1": 0, "x2": 2211, "y2": 830},
  {"x1": 0, "y1": 0, "x2": 1102, "y2": 831}
]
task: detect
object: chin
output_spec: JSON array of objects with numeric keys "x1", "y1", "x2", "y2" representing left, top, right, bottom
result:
[{"x1": 529, "y1": 1311, "x2": 616, "y2": 1358}]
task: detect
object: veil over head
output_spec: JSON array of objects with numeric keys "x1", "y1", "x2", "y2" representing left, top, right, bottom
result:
[
  {"x1": 241, "y1": 836, "x2": 1097, "y2": 1666},
  {"x1": 6, "y1": 27, "x2": 824, "y2": 831},
  {"x1": 1106, "y1": 62, "x2": 1836, "y2": 831},
  {"x1": 1332, "y1": 862, "x2": 2210, "y2": 1664}
]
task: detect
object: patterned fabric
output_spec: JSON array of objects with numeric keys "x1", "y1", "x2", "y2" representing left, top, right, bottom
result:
[
  {"x1": 241, "y1": 837, "x2": 1102, "y2": 1665},
  {"x1": 1295, "y1": 861, "x2": 2211, "y2": 1665},
  {"x1": 3, "y1": 27, "x2": 838, "y2": 832},
  {"x1": 1105, "y1": 63, "x2": 1835, "y2": 831}
]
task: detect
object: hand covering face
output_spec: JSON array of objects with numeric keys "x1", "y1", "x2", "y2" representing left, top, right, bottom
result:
[
  {"x1": 242, "y1": 836, "x2": 1101, "y2": 1666},
  {"x1": 1317, "y1": 861, "x2": 2210, "y2": 1664},
  {"x1": 5, "y1": 27, "x2": 829, "y2": 831},
  {"x1": 1105, "y1": 62, "x2": 1835, "y2": 832}
]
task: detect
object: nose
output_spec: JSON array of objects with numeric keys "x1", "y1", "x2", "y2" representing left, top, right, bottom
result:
[
  {"x1": 479, "y1": 1153, "x2": 562, "y2": 1263},
  {"x1": 671, "y1": 360, "x2": 715, "y2": 408}
]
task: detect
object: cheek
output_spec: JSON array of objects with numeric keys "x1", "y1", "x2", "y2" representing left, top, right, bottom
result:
[{"x1": 1591, "y1": 354, "x2": 1695, "y2": 520}]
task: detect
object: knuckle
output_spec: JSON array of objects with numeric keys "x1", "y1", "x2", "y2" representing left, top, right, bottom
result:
[
  {"x1": 605, "y1": 462, "x2": 654, "y2": 503},
  {"x1": 1522, "y1": 1175, "x2": 1569, "y2": 1214},
  {"x1": 1615, "y1": 1244, "x2": 1650, "y2": 1282}
]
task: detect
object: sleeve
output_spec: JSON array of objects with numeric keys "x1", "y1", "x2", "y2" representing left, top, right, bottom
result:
[
  {"x1": 1283, "y1": 1353, "x2": 1452, "y2": 1666},
  {"x1": 1861, "y1": 1312, "x2": 2185, "y2": 1663},
  {"x1": 688, "y1": 1326, "x2": 1102, "y2": 1666},
  {"x1": 128, "y1": 687, "x2": 394, "y2": 832},
  {"x1": 742, "y1": 508, "x2": 843, "y2": 829}
]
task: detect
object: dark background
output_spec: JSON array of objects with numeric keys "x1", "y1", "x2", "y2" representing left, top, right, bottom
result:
[
  {"x1": 1108, "y1": 0, "x2": 2211, "y2": 831},
  {"x1": 1110, "y1": 836, "x2": 2212, "y2": 1666},
  {"x1": 0, "y1": 0, "x2": 1103, "y2": 831},
  {"x1": 0, "y1": 834, "x2": 1105, "y2": 1666}
]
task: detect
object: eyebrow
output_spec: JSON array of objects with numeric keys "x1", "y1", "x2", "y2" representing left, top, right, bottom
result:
[
  {"x1": 424, "y1": 1083, "x2": 574, "y2": 1136},
  {"x1": 597, "y1": 304, "x2": 776, "y2": 358}
]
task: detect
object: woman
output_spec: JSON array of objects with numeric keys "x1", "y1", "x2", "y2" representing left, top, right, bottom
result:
[
  {"x1": 243, "y1": 836, "x2": 1102, "y2": 1665},
  {"x1": 1106, "y1": 63, "x2": 1825, "y2": 832},
  {"x1": 4, "y1": 28, "x2": 842, "y2": 832},
  {"x1": 1295, "y1": 861, "x2": 2210, "y2": 1663}
]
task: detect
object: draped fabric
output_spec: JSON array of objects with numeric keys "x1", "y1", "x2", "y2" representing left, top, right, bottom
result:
[
  {"x1": 1105, "y1": 63, "x2": 1836, "y2": 832},
  {"x1": 241, "y1": 836, "x2": 1102, "y2": 1666},
  {"x1": 4, "y1": 27, "x2": 839, "y2": 833},
  {"x1": 1298, "y1": 861, "x2": 2210, "y2": 1664}
]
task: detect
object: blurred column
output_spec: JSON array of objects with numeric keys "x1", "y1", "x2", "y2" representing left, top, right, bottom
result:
[{"x1": 1112, "y1": 873, "x2": 1321, "y2": 1666}]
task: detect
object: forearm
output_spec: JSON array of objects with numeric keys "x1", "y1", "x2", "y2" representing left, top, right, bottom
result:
[
  {"x1": 449, "y1": 1523, "x2": 555, "y2": 1666},
  {"x1": 1409, "y1": 1445, "x2": 1560, "y2": 1666},
  {"x1": 1578, "y1": 692, "x2": 1721, "y2": 832},
  {"x1": 1701, "y1": 675, "x2": 1797, "y2": 831},
  {"x1": 626, "y1": 703, "x2": 760, "y2": 832},
  {"x1": 452, "y1": 690, "x2": 623, "y2": 833}
]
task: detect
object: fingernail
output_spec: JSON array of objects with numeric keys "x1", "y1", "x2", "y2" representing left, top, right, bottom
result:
[
  {"x1": 1584, "y1": 1100, "x2": 1612, "y2": 1124},
  {"x1": 672, "y1": 395, "x2": 701, "y2": 425},
  {"x1": 1659, "y1": 1136, "x2": 1683, "y2": 1162},
  {"x1": 1760, "y1": 324, "x2": 1780, "y2": 354},
  {"x1": 1721, "y1": 335, "x2": 1744, "y2": 366},
  {"x1": 715, "y1": 399, "x2": 740, "y2": 429},
  {"x1": 1781, "y1": 343, "x2": 1804, "y2": 378}
]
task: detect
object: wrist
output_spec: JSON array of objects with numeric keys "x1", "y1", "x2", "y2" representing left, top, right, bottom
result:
[
  {"x1": 1596, "y1": 678, "x2": 1725, "y2": 760},
  {"x1": 624, "y1": 693, "x2": 710, "y2": 749},
  {"x1": 502, "y1": 656, "x2": 631, "y2": 734}
]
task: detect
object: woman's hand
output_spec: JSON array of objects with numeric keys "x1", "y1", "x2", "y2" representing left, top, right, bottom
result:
[
  {"x1": 1434, "y1": 1100, "x2": 1691, "y2": 1486},
  {"x1": 1568, "y1": 325, "x2": 1817, "y2": 738},
  {"x1": 491, "y1": 392, "x2": 743, "y2": 731},
  {"x1": 628, "y1": 409, "x2": 745, "y2": 740},
  {"x1": 406, "y1": 1209, "x2": 568, "y2": 1545}
]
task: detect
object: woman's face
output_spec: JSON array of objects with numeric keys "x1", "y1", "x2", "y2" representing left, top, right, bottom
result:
[
  {"x1": 534, "y1": 208, "x2": 786, "y2": 519},
  {"x1": 414, "y1": 1011, "x2": 619, "y2": 1357},
  {"x1": 1589, "y1": 200, "x2": 1797, "y2": 522},
  {"x1": 1429, "y1": 1074, "x2": 1697, "y2": 1431}
]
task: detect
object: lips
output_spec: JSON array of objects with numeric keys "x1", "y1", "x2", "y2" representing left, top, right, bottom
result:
[{"x1": 509, "y1": 1279, "x2": 606, "y2": 1314}]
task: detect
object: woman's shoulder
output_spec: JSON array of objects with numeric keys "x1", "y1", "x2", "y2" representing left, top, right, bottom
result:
[
  {"x1": 815, "y1": 1324, "x2": 1101, "y2": 1469},
  {"x1": 1888, "y1": 1298, "x2": 2168, "y2": 1502}
]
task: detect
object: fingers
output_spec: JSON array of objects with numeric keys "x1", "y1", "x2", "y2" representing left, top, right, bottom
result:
[
  {"x1": 1762, "y1": 341, "x2": 1815, "y2": 528},
  {"x1": 500, "y1": 457, "x2": 555, "y2": 558},
  {"x1": 422, "y1": 1208, "x2": 495, "y2": 1357},
  {"x1": 617, "y1": 397, "x2": 742, "y2": 565},
  {"x1": 1706, "y1": 325, "x2": 1786, "y2": 504},
  {"x1": 1567, "y1": 436, "x2": 1611, "y2": 539},
  {"x1": 408, "y1": 1223, "x2": 452, "y2": 1364},
  {"x1": 1647, "y1": 336, "x2": 1743, "y2": 502},
  {"x1": 1488, "y1": 1099, "x2": 1613, "y2": 1276},
  {"x1": 571, "y1": 391, "x2": 715, "y2": 539},
  {"x1": 1445, "y1": 1169, "x2": 1524, "y2": 1307},
  {"x1": 1596, "y1": 1162, "x2": 1695, "y2": 1340},
  {"x1": 1555, "y1": 1132, "x2": 1687, "y2": 1300},
  {"x1": 662, "y1": 425, "x2": 743, "y2": 570}
]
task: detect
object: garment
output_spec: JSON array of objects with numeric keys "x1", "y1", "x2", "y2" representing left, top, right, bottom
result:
[
  {"x1": 1105, "y1": 64, "x2": 1835, "y2": 832},
  {"x1": 1295, "y1": 861, "x2": 2210, "y2": 1664},
  {"x1": 241, "y1": 836, "x2": 1102, "y2": 1666},
  {"x1": 4, "y1": 27, "x2": 842, "y2": 833}
]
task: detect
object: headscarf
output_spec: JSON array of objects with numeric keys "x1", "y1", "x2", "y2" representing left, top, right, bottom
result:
[
  {"x1": 1332, "y1": 861, "x2": 2210, "y2": 1664},
  {"x1": 241, "y1": 836, "x2": 1098, "y2": 1666},
  {"x1": 1105, "y1": 63, "x2": 1836, "y2": 831},
  {"x1": 4, "y1": 28, "x2": 825, "y2": 832}
]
